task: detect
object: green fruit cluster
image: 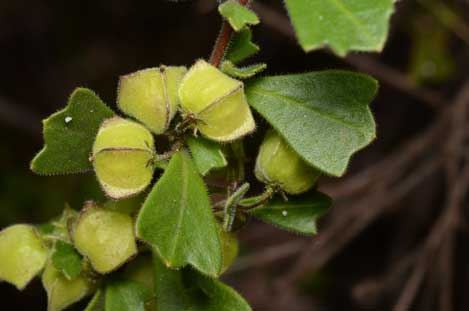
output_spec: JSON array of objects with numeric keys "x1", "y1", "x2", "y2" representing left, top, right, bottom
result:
[
  {"x1": 89, "y1": 59, "x2": 323, "y2": 199},
  {"x1": 0, "y1": 201, "x2": 141, "y2": 311},
  {"x1": 91, "y1": 60, "x2": 257, "y2": 199}
]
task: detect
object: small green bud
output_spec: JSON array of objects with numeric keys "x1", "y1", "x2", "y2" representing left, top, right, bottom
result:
[
  {"x1": 118, "y1": 66, "x2": 187, "y2": 134},
  {"x1": 92, "y1": 117, "x2": 155, "y2": 199},
  {"x1": 42, "y1": 261, "x2": 93, "y2": 311},
  {"x1": 255, "y1": 130, "x2": 321, "y2": 194},
  {"x1": 73, "y1": 203, "x2": 138, "y2": 274},
  {"x1": 0, "y1": 224, "x2": 48, "y2": 290},
  {"x1": 179, "y1": 60, "x2": 256, "y2": 142}
]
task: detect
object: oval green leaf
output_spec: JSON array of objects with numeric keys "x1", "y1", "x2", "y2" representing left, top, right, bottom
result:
[
  {"x1": 249, "y1": 191, "x2": 331, "y2": 235},
  {"x1": 246, "y1": 71, "x2": 378, "y2": 177},
  {"x1": 136, "y1": 151, "x2": 223, "y2": 277}
]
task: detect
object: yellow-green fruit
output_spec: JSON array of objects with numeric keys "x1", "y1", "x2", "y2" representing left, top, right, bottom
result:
[
  {"x1": 118, "y1": 66, "x2": 187, "y2": 134},
  {"x1": 179, "y1": 60, "x2": 255, "y2": 142},
  {"x1": 42, "y1": 261, "x2": 93, "y2": 311},
  {"x1": 92, "y1": 117, "x2": 155, "y2": 199},
  {"x1": 255, "y1": 130, "x2": 321, "y2": 194},
  {"x1": 73, "y1": 205, "x2": 137, "y2": 274},
  {"x1": 0, "y1": 224, "x2": 48, "y2": 289}
]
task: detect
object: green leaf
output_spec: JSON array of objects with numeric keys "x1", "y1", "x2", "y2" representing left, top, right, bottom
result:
[
  {"x1": 187, "y1": 137, "x2": 227, "y2": 176},
  {"x1": 122, "y1": 255, "x2": 155, "y2": 295},
  {"x1": 284, "y1": 0, "x2": 395, "y2": 56},
  {"x1": 246, "y1": 71, "x2": 378, "y2": 177},
  {"x1": 51, "y1": 240, "x2": 83, "y2": 280},
  {"x1": 219, "y1": 0, "x2": 260, "y2": 32},
  {"x1": 31, "y1": 88, "x2": 115, "y2": 175},
  {"x1": 221, "y1": 61, "x2": 267, "y2": 79},
  {"x1": 105, "y1": 279, "x2": 152, "y2": 311},
  {"x1": 225, "y1": 28, "x2": 259, "y2": 64},
  {"x1": 249, "y1": 191, "x2": 331, "y2": 235},
  {"x1": 153, "y1": 255, "x2": 252, "y2": 311},
  {"x1": 136, "y1": 151, "x2": 223, "y2": 277},
  {"x1": 85, "y1": 289, "x2": 105, "y2": 311}
]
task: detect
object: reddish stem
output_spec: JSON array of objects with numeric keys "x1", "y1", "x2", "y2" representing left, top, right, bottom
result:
[{"x1": 209, "y1": 0, "x2": 251, "y2": 67}]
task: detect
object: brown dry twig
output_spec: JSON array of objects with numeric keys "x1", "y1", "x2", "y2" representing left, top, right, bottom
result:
[{"x1": 394, "y1": 82, "x2": 469, "y2": 310}]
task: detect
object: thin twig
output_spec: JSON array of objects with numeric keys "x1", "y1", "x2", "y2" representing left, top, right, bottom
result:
[
  {"x1": 394, "y1": 82, "x2": 469, "y2": 310},
  {"x1": 227, "y1": 240, "x2": 307, "y2": 274},
  {"x1": 393, "y1": 164, "x2": 469, "y2": 309},
  {"x1": 277, "y1": 156, "x2": 441, "y2": 291}
]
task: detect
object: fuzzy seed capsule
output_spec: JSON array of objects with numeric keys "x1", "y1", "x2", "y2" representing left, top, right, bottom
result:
[
  {"x1": 255, "y1": 130, "x2": 321, "y2": 195},
  {"x1": 179, "y1": 60, "x2": 256, "y2": 142},
  {"x1": 73, "y1": 204, "x2": 138, "y2": 274},
  {"x1": 42, "y1": 261, "x2": 93, "y2": 311},
  {"x1": 92, "y1": 117, "x2": 155, "y2": 199},
  {"x1": 118, "y1": 66, "x2": 187, "y2": 134},
  {"x1": 0, "y1": 224, "x2": 48, "y2": 290}
]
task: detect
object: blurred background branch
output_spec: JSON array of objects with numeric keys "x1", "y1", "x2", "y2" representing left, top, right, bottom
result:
[{"x1": 1, "y1": 0, "x2": 469, "y2": 310}]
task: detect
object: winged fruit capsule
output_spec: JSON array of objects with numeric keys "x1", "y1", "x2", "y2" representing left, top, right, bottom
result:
[
  {"x1": 0, "y1": 224, "x2": 48, "y2": 289},
  {"x1": 73, "y1": 203, "x2": 138, "y2": 274},
  {"x1": 179, "y1": 60, "x2": 256, "y2": 142},
  {"x1": 42, "y1": 261, "x2": 94, "y2": 311},
  {"x1": 255, "y1": 130, "x2": 321, "y2": 195},
  {"x1": 92, "y1": 117, "x2": 155, "y2": 199},
  {"x1": 118, "y1": 66, "x2": 187, "y2": 134}
]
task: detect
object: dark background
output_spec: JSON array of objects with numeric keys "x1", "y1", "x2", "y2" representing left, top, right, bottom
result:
[{"x1": 1, "y1": 0, "x2": 469, "y2": 310}]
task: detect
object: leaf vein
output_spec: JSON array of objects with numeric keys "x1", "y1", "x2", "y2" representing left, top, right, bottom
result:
[{"x1": 249, "y1": 88, "x2": 368, "y2": 136}]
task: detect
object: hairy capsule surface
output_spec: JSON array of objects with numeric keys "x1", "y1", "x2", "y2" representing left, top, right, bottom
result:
[
  {"x1": 118, "y1": 66, "x2": 187, "y2": 134},
  {"x1": 179, "y1": 60, "x2": 255, "y2": 142},
  {"x1": 255, "y1": 130, "x2": 321, "y2": 194},
  {"x1": 0, "y1": 224, "x2": 48, "y2": 289},
  {"x1": 73, "y1": 204, "x2": 137, "y2": 274},
  {"x1": 92, "y1": 117, "x2": 155, "y2": 199}
]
